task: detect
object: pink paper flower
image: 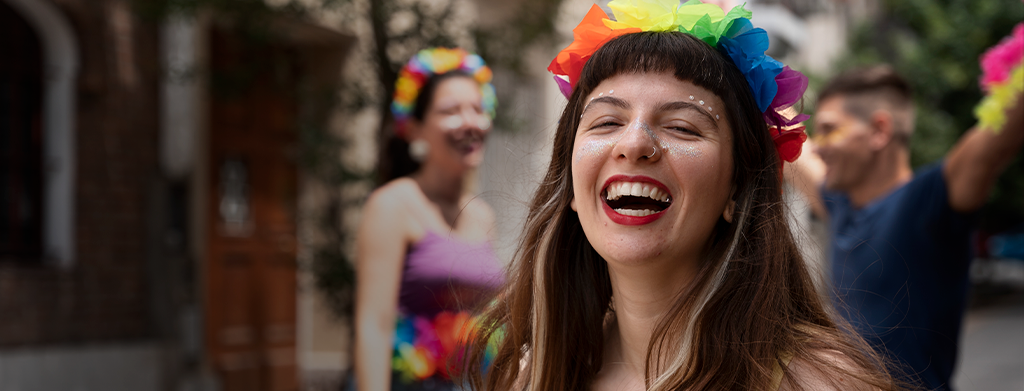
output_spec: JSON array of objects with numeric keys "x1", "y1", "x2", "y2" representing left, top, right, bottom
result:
[{"x1": 979, "y1": 23, "x2": 1024, "y2": 91}]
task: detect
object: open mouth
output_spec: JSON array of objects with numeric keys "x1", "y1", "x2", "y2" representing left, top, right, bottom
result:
[
  {"x1": 603, "y1": 181, "x2": 672, "y2": 217},
  {"x1": 446, "y1": 128, "x2": 487, "y2": 154}
]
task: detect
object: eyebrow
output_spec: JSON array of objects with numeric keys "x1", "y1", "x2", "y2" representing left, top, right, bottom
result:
[
  {"x1": 658, "y1": 101, "x2": 719, "y2": 129},
  {"x1": 581, "y1": 96, "x2": 630, "y2": 117}
]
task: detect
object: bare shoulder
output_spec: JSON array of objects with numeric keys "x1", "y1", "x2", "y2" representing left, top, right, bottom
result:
[
  {"x1": 359, "y1": 178, "x2": 425, "y2": 241},
  {"x1": 364, "y1": 178, "x2": 419, "y2": 214},
  {"x1": 779, "y1": 349, "x2": 882, "y2": 391}
]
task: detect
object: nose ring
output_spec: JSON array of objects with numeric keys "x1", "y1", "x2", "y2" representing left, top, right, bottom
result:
[{"x1": 644, "y1": 146, "x2": 657, "y2": 159}]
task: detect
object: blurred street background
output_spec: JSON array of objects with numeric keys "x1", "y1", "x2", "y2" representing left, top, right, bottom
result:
[{"x1": 0, "y1": 0, "x2": 1021, "y2": 390}]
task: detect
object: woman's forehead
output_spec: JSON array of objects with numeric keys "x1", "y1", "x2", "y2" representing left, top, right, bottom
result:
[
  {"x1": 583, "y1": 73, "x2": 726, "y2": 116},
  {"x1": 431, "y1": 77, "x2": 481, "y2": 107},
  {"x1": 587, "y1": 73, "x2": 721, "y2": 103}
]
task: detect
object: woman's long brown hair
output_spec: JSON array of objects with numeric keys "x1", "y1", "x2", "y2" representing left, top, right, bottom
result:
[{"x1": 459, "y1": 32, "x2": 904, "y2": 390}]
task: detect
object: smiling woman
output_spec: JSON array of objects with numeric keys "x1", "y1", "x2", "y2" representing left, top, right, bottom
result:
[
  {"x1": 353, "y1": 47, "x2": 505, "y2": 391},
  {"x1": 458, "y1": 2, "x2": 907, "y2": 391}
]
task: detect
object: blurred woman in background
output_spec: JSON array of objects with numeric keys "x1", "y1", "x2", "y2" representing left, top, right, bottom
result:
[{"x1": 354, "y1": 47, "x2": 504, "y2": 391}]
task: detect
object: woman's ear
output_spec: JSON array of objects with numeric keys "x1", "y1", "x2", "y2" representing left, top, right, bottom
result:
[
  {"x1": 405, "y1": 118, "x2": 423, "y2": 140},
  {"x1": 722, "y1": 184, "x2": 737, "y2": 223},
  {"x1": 722, "y1": 199, "x2": 736, "y2": 223},
  {"x1": 570, "y1": 197, "x2": 577, "y2": 212}
]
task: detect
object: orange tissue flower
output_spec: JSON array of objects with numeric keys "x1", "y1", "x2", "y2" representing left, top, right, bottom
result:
[{"x1": 548, "y1": 4, "x2": 641, "y2": 89}]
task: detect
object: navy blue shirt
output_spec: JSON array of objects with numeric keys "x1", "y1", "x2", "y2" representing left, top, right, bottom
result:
[{"x1": 823, "y1": 162, "x2": 973, "y2": 391}]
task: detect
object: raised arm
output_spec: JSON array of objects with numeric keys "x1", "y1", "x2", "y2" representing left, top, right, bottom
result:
[
  {"x1": 944, "y1": 91, "x2": 1024, "y2": 213},
  {"x1": 354, "y1": 188, "x2": 409, "y2": 391},
  {"x1": 784, "y1": 139, "x2": 828, "y2": 218}
]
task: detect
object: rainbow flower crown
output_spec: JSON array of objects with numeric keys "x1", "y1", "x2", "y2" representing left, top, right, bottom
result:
[
  {"x1": 975, "y1": 23, "x2": 1023, "y2": 134},
  {"x1": 391, "y1": 47, "x2": 497, "y2": 138},
  {"x1": 549, "y1": 0, "x2": 809, "y2": 165}
]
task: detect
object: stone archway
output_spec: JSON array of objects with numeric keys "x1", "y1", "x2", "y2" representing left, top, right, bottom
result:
[{"x1": 2, "y1": 0, "x2": 79, "y2": 267}]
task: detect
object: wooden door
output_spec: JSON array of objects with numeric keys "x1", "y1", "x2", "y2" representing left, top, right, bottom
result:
[{"x1": 206, "y1": 27, "x2": 299, "y2": 391}]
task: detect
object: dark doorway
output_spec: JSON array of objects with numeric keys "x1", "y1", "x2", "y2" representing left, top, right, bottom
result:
[{"x1": 0, "y1": 1, "x2": 44, "y2": 262}]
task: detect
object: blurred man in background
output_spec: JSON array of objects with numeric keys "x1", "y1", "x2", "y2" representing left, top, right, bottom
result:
[{"x1": 788, "y1": 65, "x2": 1024, "y2": 390}]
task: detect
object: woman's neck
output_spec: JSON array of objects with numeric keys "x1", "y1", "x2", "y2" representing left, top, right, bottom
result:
[
  {"x1": 602, "y1": 261, "x2": 697, "y2": 381},
  {"x1": 412, "y1": 163, "x2": 465, "y2": 207}
]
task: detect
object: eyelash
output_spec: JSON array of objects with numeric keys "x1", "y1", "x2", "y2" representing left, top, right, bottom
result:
[
  {"x1": 591, "y1": 120, "x2": 622, "y2": 129},
  {"x1": 587, "y1": 120, "x2": 701, "y2": 136},
  {"x1": 670, "y1": 126, "x2": 700, "y2": 136}
]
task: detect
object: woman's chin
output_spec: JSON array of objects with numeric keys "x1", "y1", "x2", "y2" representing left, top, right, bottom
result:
[
  {"x1": 594, "y1": 241, "x2": 670, "y2": 267},
  {"x1": 463, "y1": 151, "x2": 485, "y2": 167}
]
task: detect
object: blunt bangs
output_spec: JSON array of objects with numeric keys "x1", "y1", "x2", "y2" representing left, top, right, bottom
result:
[{"x1": 576, "y1": 31, "x2": 739, "y2": 105}]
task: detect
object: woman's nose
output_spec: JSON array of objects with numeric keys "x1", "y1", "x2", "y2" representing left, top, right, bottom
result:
[
  {"x1": 443, "y1": 108, "x2": 490, "y2": 131},
  {"x1": 614, "y1": 119, "x2": 661, "y2": 163},
  {"x1": 462, "y1": 106, "x2": 491, "y2": 131}
]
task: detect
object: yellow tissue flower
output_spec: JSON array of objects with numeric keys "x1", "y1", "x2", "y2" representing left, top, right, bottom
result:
[
  {"x1": 394, "y1": 77, "x2": 419, "y2": 102},
  {"x1": 605, "y1": 0, "x2": 681, "y2": 31},
  {"x1": 425, "y1": 49, "x2": 463, "y2": 74},
  {"x1": 976, "y1": 64, "x2": 1024, "y2": 133}
]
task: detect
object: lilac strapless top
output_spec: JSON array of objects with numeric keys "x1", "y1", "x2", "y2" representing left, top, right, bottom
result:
[{"x1": 398, "y1": 231, "x2": 504, "y2": 317}]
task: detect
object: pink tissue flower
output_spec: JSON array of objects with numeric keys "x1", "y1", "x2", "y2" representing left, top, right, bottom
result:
[{"x1": 980, "y1": 23, "x2": 1024, "y2": 91}]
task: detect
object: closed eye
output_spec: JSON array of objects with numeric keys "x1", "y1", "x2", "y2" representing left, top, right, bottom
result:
[
  {"x1": 668, "y1": 125, "x2": 701, "y2": 136},
  {"x1": 591, "y1": 120, "x2": 623, "y2": 129}
]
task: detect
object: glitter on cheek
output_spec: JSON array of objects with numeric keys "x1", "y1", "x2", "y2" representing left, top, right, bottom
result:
[
  {"x1": 661, "y1": 142, "x2": 703, "y2": 158},
  {"x1": 574, "y1": 138, "x2": 617, "y2": 164}
]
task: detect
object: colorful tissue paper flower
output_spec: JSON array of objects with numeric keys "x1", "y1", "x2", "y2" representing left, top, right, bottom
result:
[
  {"x1": 604, "y1": 0, "x2": 681, "y2": 31},
  {"x1": 975, "y1": 64, "x2": 1024, "y2": 133},
  {"x1": 975, "y1": 22, "x2": 1024, "y2": 134},
  {"x1": 764, "y1": 66, "x2": 810, "y2": 127},
  {"x1": 719, "y1": 31, "x2": 784, "y2": 112},
  {"x1": 394, "y1": 316, "x2": 415, "y2": 348},
  {"x1": 392, "y1": 310, "x2": 504, "y2": 383},
  {"x1": 676, "y1": 0, "x2": 749, "y2": 47},
  {"x1": 980, "y1": 23, "x2": 1024, "y2": 91},
  {"x1": 554, "y1": 75, "x2": 573, "y2": 98},
  {"x1": 773, "y1": 126, "x2": 807, "y2": 164},
  {"x1": 393, "y1": 342, "x2": 437, "y2": 382},
  {"x1": 548, "y1": 4, "x2": 641, "y2": 91}
]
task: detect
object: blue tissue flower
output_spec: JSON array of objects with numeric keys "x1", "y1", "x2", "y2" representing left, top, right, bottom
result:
[{"x1": 719, "y1": 22, "x2": 784, "y2": 112}]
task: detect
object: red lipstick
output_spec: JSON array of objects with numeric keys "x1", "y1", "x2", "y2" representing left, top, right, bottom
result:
[{"x1": 601, "y1": 175, "x2": 672, "y2": 226}]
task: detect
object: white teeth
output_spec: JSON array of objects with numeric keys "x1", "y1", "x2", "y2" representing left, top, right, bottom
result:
[
  {"x1": 604, "y1": 181, "x2": 672, "y2": 202},
  {"x1": 650, "y1": 187, "x2": 662, "y2": 201},
  {"x1": 614, "y1": 208, "x2": 657, "y2": 217}
]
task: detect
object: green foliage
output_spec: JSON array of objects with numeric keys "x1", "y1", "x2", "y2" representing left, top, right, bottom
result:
[{"x1": 843, "y1": 0, "x2": 1024, "y2": 231}]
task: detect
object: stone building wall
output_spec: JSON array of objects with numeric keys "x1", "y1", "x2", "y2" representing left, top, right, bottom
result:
[{"x1": 0, "y1": 0, "x2": 161, "y2": 346}]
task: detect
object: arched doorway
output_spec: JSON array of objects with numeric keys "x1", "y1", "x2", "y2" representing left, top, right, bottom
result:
[
  {"x1": 1, "y1": 0, "x2": 78, "y2": 267},
  {"x1": 0, "y1": 0, "x2": 43, "y2": 261}
]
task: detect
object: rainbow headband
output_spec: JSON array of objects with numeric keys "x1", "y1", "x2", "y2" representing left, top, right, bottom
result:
[
  {"x1": 391, "y1": 47, "x2": 497, "y2": 138},
  {"x1": 548, "y1": 0, "x2": 809, "y2": 165},
  {"x1": 975, "y1": 23, "x2": 1023, "y2": 134}
]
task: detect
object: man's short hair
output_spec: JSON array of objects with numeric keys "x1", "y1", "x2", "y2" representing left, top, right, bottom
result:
[{"x1": 818, "y1": 65, "x2": 916, "y2": 142}]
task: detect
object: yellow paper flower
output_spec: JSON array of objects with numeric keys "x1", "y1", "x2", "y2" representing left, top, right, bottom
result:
[
  {"x1": 425, "y1": 49, "x2": 463, "y2": 73},
  {"x1": 394, "y1": 76, "x2": 419, "y2": 103},
  {"x1": 976, "y1": 64, "x2": 1024, "y2": 133},
  {"x1": 605, "y1": 0, "x2": 681, "y2": 31}
]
